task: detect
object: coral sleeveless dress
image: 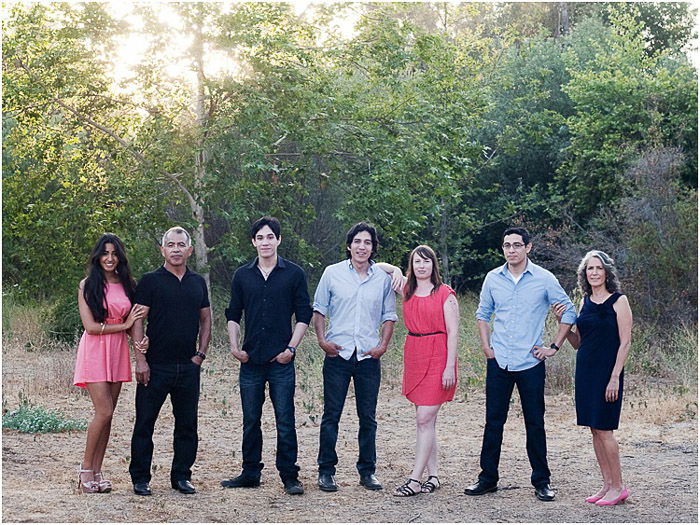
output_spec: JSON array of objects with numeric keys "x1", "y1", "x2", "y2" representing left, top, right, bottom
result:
[
  {"x1": 402, "y1": 284, "x2": 457, "y2": 405},
  {"x1": 73, "y1": 282, "x2": 132, "y2": 387}
]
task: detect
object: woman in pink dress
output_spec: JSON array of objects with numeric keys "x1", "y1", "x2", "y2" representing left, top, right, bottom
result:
[
  {"x1": 377, "y1": 245, "x2": 459, "y2": 497},
  {"x1": 73, "y1": 233, "x2": 147, "y2": 493}
]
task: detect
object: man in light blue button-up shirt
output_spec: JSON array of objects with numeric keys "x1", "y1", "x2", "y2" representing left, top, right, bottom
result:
[
  {"x1": 313, "y1": 222, "x2": 397, "y2": 492},
  {"x1": 465, "y1": 227, "x2": 575, "y2": 502}
]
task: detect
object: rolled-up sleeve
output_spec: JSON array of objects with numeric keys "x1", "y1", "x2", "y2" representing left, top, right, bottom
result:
[
  {"x1": 312, "y1": 269, "x2": 331, "y2": 316},
  {"x1": 225, "y1": 270, "x2": 244, "y2": 323},
  {"x1": 546, "y1": 275, "x2": 576, "y2": 325},
  {"x1": 380, "y1": 277, "x2": 398, "y2": 323},
  {"x1": 475, "y1": 274, "x2": 495, "y2": 322}
]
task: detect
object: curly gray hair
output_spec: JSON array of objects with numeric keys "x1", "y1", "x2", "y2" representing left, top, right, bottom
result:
[{"x1": 576, "y1": 250, "x2": 621, "y2": 296}]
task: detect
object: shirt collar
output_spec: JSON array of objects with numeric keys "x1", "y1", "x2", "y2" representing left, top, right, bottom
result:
[
  {"x1": 498, "y1": 258, "x2": 533, "y2": 276},
  {"x1": 158, "y1": 265, "x2": 192, "y2": 278},
  {"x1": 246, "y1": 255, "x2": 285, "y2": 270},
  {"x1": 347, "y1": 259, "x2": 375, "y2": 274}
]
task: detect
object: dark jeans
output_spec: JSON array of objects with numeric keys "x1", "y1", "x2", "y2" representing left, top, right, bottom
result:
[
  {"x1": 478, "y1": 359, "x2": 551, "y2": 488},
  {"x1": 239, "y1": 360, "x2": 299, "y2": 482},
  {"x1": 129, "y1": 361, "x2": 200, "y2": 484},
  {"x1": 318, "y1": 351, "x2": 381, "y2": 476}
]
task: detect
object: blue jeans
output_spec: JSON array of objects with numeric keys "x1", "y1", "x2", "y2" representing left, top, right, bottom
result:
[
  {"x1": 129, "y1": 360, "x2": 200, "y2": 484},
  {"x1": 318, "y1": 352, "x2": 381, "y2": 476},
  {"x1": 478, "y1": 358, "x2": 551, "y2": 488},
  {"x1": 239, "y1": 360, "x2": 299, "y2": 481}
]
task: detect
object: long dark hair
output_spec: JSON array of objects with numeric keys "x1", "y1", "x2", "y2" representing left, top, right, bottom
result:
[
  {"x1": 83, "y1": 233, "x2": 136, "y2": 322},
  {"x1": 404, "y1": 245, "x2": 443, "y2": 301}
]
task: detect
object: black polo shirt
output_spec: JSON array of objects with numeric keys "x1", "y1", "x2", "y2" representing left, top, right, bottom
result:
[
  {"x1": 135, "y1": 266, "x2": 210, "y2": 364},
  {"x1": 225, "y1": 256, "x2": 312, "y2": 365}
]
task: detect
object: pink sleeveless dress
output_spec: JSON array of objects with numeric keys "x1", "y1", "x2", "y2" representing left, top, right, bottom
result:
[
  {"x1": 402, "y1": 284, "x2": 457, "y2": 405},
  {"x1": 73, "y1": 282, "x2": 132, "y2": 387}
]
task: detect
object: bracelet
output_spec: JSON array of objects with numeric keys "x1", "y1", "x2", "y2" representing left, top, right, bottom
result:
[
  {"x1": 549, "y1": 343, "x2": 559, "y2": 352},
  {"x1": 100, "y1": 322, "x2": 106, "y2": 335},
  {"x1": 195, "y1": 351, "x2": 206, "y2": 361}
]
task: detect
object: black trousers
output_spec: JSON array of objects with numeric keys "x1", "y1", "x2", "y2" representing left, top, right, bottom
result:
[
  {"x1": 129, "y1": 361, "x2": 200, "y2": 484},
  {"x1": 478, "y1": 359, "x2": 551, "y2": 488},
  {"x1": 317, "y1": 351, "x2": 381, "y2": 476},
  {"x1": 239, "y1": 360, "x2": 299, "y2": 481}
]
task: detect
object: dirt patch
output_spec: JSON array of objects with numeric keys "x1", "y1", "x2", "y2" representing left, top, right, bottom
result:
[{"x1": 2, "y1": 348, "x2": 697, "y2": 523}]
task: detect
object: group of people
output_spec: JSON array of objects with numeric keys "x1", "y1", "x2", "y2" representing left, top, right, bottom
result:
[{"x1": 73, "y1": 220, "x2": 632, "y2": 507}]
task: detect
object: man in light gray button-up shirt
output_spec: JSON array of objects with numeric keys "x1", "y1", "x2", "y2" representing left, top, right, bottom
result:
[
  {"x1": 313, "y1": 222, "x2": 397, "y2": 492},
  {"x1": 465, "y1": 226, "x2": 575, "y2": 502}
]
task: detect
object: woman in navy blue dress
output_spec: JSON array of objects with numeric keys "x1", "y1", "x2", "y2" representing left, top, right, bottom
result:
[{"x1": 552, "y1": 250, "x2": 632, "y2": 506}]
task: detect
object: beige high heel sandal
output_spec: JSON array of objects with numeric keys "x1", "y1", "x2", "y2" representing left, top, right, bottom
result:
[
  {"x1": 78, "y1": 465, "x2": 98, "y2": 494},
  {"x1": 93, "y1": 472, "x2": 112, "y2": 493}
]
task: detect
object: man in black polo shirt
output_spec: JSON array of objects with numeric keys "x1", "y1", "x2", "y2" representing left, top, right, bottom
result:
[
  {"x1": 220, "y1": 216, "x2": 312, "y2": 495},
  {"x1": 129, "y1": 226, "x2": 211, "y2": 496}
]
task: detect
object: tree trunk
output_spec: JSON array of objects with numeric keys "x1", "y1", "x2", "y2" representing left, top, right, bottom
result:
[
  {"x1": 192, "y1": 22, "x2": 212, "y2": 307},
  {"x1": 556, "y1": 2, "x2": 570, "y2": 38}
]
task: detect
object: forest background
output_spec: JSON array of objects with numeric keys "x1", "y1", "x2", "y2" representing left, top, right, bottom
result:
[
  {"x1": 3, "y1": 1, "x2": 697, "y2": 330},
  {"x1": 1, "y1": 2, "x2": 698, "y2": 522}
]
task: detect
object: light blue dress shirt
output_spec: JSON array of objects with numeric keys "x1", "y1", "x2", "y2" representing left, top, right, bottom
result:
[
  {"x1": 476, "y1": 259, "x2": 576, "y2": 371},
  {"x1": 313, "y1": 260, "x2": 398, "y2": 361}
]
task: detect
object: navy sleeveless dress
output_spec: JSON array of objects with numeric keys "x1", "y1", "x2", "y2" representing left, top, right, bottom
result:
[{"x1": 575, "y1": 292, "x2": 624, "y2": 430}]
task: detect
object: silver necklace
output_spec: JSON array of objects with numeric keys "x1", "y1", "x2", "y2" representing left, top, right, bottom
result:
[{"x1": 258, "y1": 265, "x2": 273, "y2": 280}]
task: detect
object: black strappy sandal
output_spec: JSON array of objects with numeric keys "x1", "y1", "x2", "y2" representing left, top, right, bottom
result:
[
  {"x1": 421, "y1": 475, "x2": 440, "y2": 493},
  {"x1": 393, "y1": 478, "x2": 422, "y2": 497}
]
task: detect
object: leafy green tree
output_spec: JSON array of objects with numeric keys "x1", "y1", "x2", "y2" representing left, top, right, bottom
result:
[{"x1": 557, "y1": 10, "x2": 697, "y2": 220}]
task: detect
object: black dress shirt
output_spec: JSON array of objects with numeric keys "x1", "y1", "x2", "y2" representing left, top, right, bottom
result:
[
  {"x1": 135, "y1": 266, "x2": 210, "y2": 364},
  {"x1": 225, "y1": 256, "x2": 312, "y2": 364}
]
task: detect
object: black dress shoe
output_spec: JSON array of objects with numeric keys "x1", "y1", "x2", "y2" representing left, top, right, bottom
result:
[
  {"x1": 133, "y1": 482, "x2": 152, "y2": 496},
  {"x1": 464, "y1": 480, "x2": 498, "y2": 496},
  {"x1": 535, "y1": 483, "x2": 555, "y2": 501},
  {"x1": 318, "y1": 474, "x2": 338, "y2": 492},
  {"x1": 283, "y1": 478, "x2": 304, "y2": 495},
  {"x1": 172, "y1": 480, "x2": 196, "y2": 494},
  {"x1": 359, "y1": 474, "x2": 383, "y2": 491},
  {"x1": 220, "y1": 474, "x2": 260, "y2": 488}
]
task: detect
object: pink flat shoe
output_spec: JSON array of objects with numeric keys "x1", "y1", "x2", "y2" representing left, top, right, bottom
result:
[
  {"x1": 585, "y1": 494, "x2": 604, "y2": 503},
  {"x1": 595, "y1": 487, "x2": 629, "y2": 506}
]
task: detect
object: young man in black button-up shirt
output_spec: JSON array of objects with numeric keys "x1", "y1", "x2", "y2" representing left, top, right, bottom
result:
[
  {"x1": 221, "y1": 216, "x2": 312, "y2": 495},
  {"x1": 129, "y1": 226, "x2": 211, "y2": 496}
]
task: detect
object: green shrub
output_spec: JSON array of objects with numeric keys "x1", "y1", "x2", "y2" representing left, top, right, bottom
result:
[
  {"x1": 41, "y1": 293, "x2": 82, "y2": 343},
  {"x1": 2, "y1": 403, "x2": 87, "y2": 433}
]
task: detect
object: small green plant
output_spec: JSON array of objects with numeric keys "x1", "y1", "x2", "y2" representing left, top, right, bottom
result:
[{"x1": 2, "y1": 402, "x2": 87, "y2": 433}]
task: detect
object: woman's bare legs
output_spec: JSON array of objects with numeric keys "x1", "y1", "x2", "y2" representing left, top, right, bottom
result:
[
  {"x1": 411, "y1": 405, "x2": 441, "y2": 479},
  {"x1": 592, "y1": 428, "x2": 624, "y2": 502},
  {"x1": 82, "y1": 382, "x2": 120, "y2": 485},
  {"x1": 90, "y1": 382, "x2": 122, "y2": 474}
]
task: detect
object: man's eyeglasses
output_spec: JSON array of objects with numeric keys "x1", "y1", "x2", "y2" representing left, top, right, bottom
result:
[{"x1": 502, "y1": 243, "x2": 525, "y2": 250}]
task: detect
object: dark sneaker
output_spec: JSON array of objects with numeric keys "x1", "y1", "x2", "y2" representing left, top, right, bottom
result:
[
  {"x1": 220, "y1": 474, "x2": 261, "y2": 488},
  {"x1": 283, "y1": 478, "x2": 304, "y2": 495}
]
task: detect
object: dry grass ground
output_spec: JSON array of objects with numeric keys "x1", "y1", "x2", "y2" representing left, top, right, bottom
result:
[{"x1": 2, "y1": 334, "x2": 698, "y2": 523}]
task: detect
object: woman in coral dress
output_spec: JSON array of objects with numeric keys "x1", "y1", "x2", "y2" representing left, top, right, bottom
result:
[
  {"x1": 73, "y1": 233, "x2": 147, "y2": 493},
  {"x1": 377, "y1": 245, "x2": 459, "y2": 497}
]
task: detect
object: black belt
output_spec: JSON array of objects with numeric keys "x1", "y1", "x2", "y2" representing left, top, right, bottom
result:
[{"x1": 407, "y1": 331, "x2": 445, "y2": 337}]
